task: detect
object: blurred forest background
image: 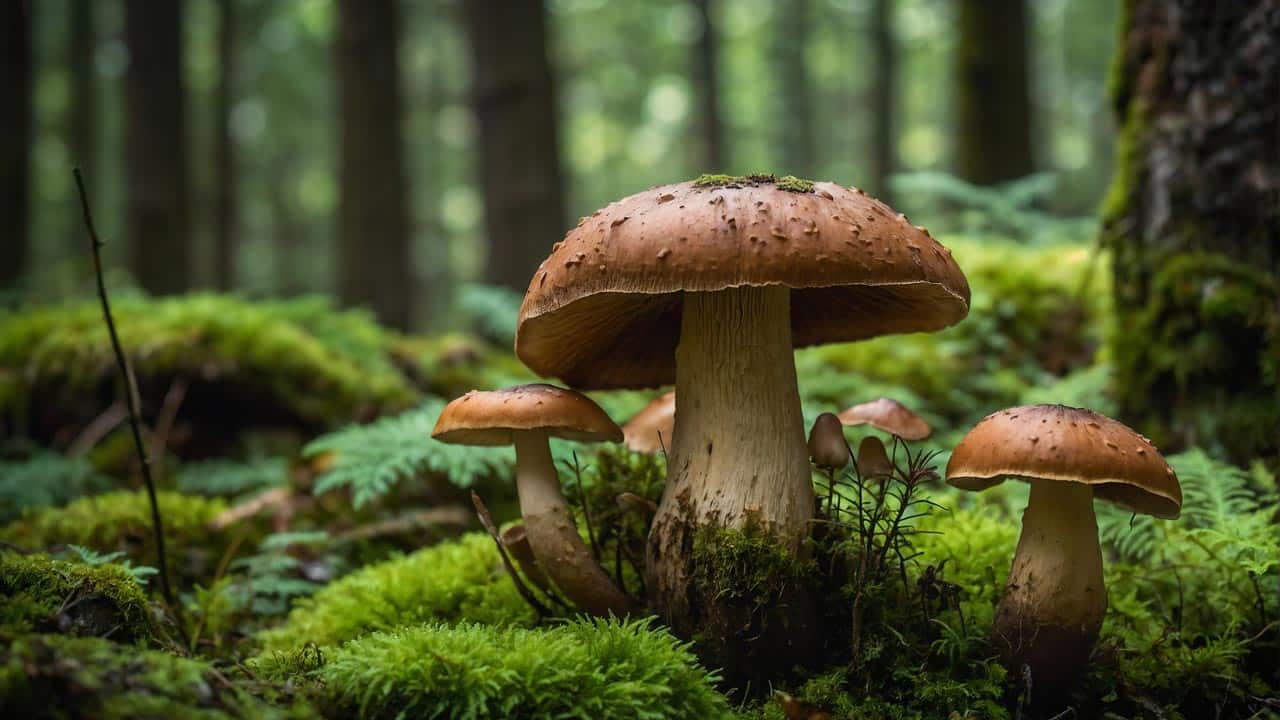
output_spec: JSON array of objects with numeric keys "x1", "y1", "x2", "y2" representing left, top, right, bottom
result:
[{"x1": 3, "y1": 0, "x2": 1118, "y2": 330}]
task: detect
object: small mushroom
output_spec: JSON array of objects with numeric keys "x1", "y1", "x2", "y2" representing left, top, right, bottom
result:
[
  {"x1": 838, "y1": 398, "x2": 931, "y2": 440},
  {"x1": 433, "y1": 384, "x2": 636, "y2": 617},
  {"x1": 855, "y1": 436, "x2": 892, "y2": 481},
  {"x1": 621, "y1": 391, "x2": 675, "y2": 454},
  {"x1": 946, "y1": 404, "x2": 1182, "y2": 706},
  {"x1": 807, "y1": 412, "x2": 851, "y2": 470}
]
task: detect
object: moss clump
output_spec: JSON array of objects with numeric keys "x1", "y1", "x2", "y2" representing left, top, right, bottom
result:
[
  {"x1": 254, "y1": 532, "x2": 534, "y2": 656},
  {"x1": 0, "y1": 634, "x2": 313, "y2": 719},
  {"x1": 0, "y1": 490, "x2": 229, "y2": 584},
  {"x1": 299, "y1": 619, "x2": 731, "y2": 720},
  {"x1": 0, "y1": 294, "x2": 419, "y2": 445},
  {"x1": 692, "y1": 173, "x2": 815, "y2": 193},
  {"x1": 692, "y1": 523, "x2": 814, "y2": 605},
  {"x1": 0, "y1": 553, "x2": 154, "y2": 640}
]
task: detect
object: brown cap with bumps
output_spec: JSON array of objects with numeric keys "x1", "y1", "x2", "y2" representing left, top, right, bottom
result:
[
  {"x1": 945, "y1": 404, "x2": 1182, "y2": 519},
  {"x1": 516, "y1": 175, "x2": 971, "y2": 389},
  {"x1": 432, "y1": 384, "x2": 623, "y2": 446}
]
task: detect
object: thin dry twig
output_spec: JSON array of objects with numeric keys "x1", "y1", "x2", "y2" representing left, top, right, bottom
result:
[{"x1": 73, "y1": 167, "x2": 177, "y2": 613}]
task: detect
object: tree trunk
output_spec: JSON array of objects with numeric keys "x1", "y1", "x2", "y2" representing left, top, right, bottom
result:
[
  {"x1": 953, "y1": 0, "x2": 1035, "y2": 184},
  {"x1": 466, "y1": 0, "x2": 567, "y2": 292},
  {"x1": 124, "y1": 0, "x2": 191, "y2": 295},
  {"x1": 336, "y1": 0, "x2": 413, "y2": 330},
  {"x1": 691, "y1": 0, "x2": 727, "y2": 172},
  {"x1": 772, "y1": 0, "x2": 814, "y2": 177},
  {"x1": 213, "y1": 0, "x2": 237, "y2": 290},
  {"x1": 1, "y1": 0, "x2": 32, "y2": 290},
  {"x1": 869, "y1": 0, "x2": 896, "y2": 200},
  {"x1": 69, "y1": 0, "x2": 96, "y2": 198},
  {"x1": 1105, "y1": 0, "x2": 1279, "y2": 462}
]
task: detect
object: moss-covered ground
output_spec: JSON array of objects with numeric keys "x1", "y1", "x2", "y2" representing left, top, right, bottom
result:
[{"x1": 1, "y1": 233, "x2": 1275, "y2": 718}]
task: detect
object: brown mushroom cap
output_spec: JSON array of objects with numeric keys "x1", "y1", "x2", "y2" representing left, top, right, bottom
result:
[
  {"x1": 945, "y1": 404, "x2": 1182, "y2": 519},
  {"x1": 838, "y1": 397, "x2": 931, "y2": 440},
  {"x1": 431, "y1": 384, "x2": 623, "y2": 446},
  {"x1": 621, "y1": 391, "x2": 676, "y2": 454},
  {"x1": 516, "y1": 176, "x2": 971, "y2": 389}
]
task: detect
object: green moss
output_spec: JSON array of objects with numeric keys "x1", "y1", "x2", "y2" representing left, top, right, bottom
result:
[
  {"x1": 299, "y1": 619, "x2": 731, "y2": 720},
  {"x1": 692, "y1": 523, "x2": 814, "y2": 605},
  {"x1": 0, "y1": 491, "x2": 229, "y2": 584},
  {"x1": 692, "y1": 173, "x2": 815, "y2": 193},
  {"x1": 0, "y1": 294, "x2": 419, "y2": 439},
  {"x1": 0, "y1": 553, "x2": 153, "y2": 640},
  {"x1": 254, "y1": 533, "x2": 534, "y2": 656},
  {"x1": 0, "y1": 634, "x2": 313, "y2": 719}
]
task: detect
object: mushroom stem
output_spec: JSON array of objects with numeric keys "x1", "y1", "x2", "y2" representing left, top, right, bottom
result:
[
  {"x1": 647, "y1": 285, "x2": 814, "y2": 642},
  {"x1": 513, "y1": 429, "x2": 635, "y2": 617},
  {"x1": 995, "y1": 479, "x2": 1106, "y2": 704},
  {"x1": 501, "y1": 524, "x2": 552, "y2": 594}
]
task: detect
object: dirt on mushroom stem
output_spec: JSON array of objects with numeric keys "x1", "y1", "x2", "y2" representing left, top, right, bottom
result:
[{"x1": 645, "y1": 284, "x2": 819, "y2": 686}]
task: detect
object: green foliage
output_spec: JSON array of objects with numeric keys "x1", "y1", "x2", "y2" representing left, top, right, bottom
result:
[
  {"x1": 0, "y1": 294, "x2": 418, "y2": 433},
  {"x1": 0, "y1": 490, "x2": 229, "y2": 584},
  {"x1": 254, "y1": 532, "x2": 534, "y2": 656},
  {"x1": 0, "y1": 450, "x2": 114, "y2": 524},
  {"x1": 304, "y1": 618, "x2": 730, "y2": 720},
  {"x1": 306, "y1": 398, "x2": 514, "y2": 508},
  {"x1": 457, "y1": 284, "x2": 523, "y2": 347},
  {"x1": 177, "y1": 458, "x2": 288, "y2": 497},
  {"x1": 891, "y1": 171, "x2": 1097, "y2": 243},
  {"x1": 0, "y1": 634, "x2": 314, "y2": 719},
  {"x1": 62, "y1": 545, "x2": 158, "y2": 585},
  {"x1": 0, "y1": 552, "x2": 153, "y2": 640}
]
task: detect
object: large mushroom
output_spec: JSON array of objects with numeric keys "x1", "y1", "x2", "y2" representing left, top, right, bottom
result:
[
  {"x1": 432, "y1": 384, "x2": 636, "y2": 617},
  {"x1": 515, "y1": 174, "x2": 969, "y2": 668},
  {"x1": 946, "y1": 404, "x2": 1182, "y2": 706}
]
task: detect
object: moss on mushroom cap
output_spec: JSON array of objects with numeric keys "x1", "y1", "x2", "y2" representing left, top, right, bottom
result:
[{"x1": 692, "y1": 173, "x2": 815, "y2": 193}]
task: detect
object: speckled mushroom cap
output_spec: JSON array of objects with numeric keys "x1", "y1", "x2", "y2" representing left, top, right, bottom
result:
[
  {"x1": 432, "y1": 384, "x2": 623, "y2": 446},
  {"x1": 945, "y1": 404, "x2": 1182, "y2": 519},
  {"x1": 516, "y1": 175, "x2": 971, "y2": 389},
  {"x1": 838, "y1": 397, "x2": 931, "y2": 440},
  {"x1": 621, "y1": 391, "x2": 676, "y2": 454}
]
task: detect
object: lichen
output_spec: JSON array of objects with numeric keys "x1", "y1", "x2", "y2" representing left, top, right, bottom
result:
[
  {"x1": 0, "y1": 634, "x2": 314, "y2": 719},
  {"x1": 692, "y1": 173, "x2": 815, "y2": 193},
  {"x1": 0, "y1": 553, "x2": 154, "y2": 640}
]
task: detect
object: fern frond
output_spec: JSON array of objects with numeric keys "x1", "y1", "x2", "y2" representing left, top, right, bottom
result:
[
  {"x1": 0, "y1": 451, "x2": 113, "y2": 524},
  {"x1": 307, "y1": 398, "x2": 513, "y2": 508},
  {"x1": 176, "y1": 458, "x2": 287, "y2": 496}
]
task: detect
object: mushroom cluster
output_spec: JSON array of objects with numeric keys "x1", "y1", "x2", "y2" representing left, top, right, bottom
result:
[{"x1": 512, "y1": 174, "x2": 970, "y2": 671}]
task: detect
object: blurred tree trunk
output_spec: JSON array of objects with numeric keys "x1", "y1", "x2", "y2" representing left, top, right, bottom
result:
[
  {"x1": 418, "y1": 49, "x2": 451, "y2": 331},
  {"x1": 1, "y1": 0, "x2": 32, "y2": 289},
  {"x1": 869, "y1": 0, "x2": 896, "y2": 200},
  {"x1": 69, "y1": 0, "x2": 96, "y2": 195},
  {"x1": 213, "y1": 0, "x2": 237, "y2": 290},
  {"x1": 1105, "y1": 0, "x2": 1279, "y2": 462},
  {"x1": 124, "y1": 0, "x2": 191, "y2": 294},
  {"x1": 773, "y1": 0, "x2": 814, "y2": 177},
  {"x1": 953, "y1": 0, "x2": 1034, "y2": 184},
  {"x1": 691, "y1": 0, "x2": 727, "y2": 172},
  {"x1": 466, "y1": 0, "x2": 566, "y2": 292},
  {"x1": 336, "y1": 0, "x2": 413, "y2": 329}
]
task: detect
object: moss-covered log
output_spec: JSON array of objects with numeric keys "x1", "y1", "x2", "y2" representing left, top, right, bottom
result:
[{"x1": 1103, "y1": 0, "x2": 1279, "y2": 463}]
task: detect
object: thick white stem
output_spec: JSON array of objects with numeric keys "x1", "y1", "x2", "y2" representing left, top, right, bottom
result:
[
  {"x1": 514, "y1": 430, "x2": 634, "y2": 617},
  {"x1": 647, "y1": 286, "x2": 814, "y2": 613},
  {"x1": 995, "y1": 480, "x2": 1106, "y2": 702}
]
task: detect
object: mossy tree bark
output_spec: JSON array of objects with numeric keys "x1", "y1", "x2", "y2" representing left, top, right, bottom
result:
[
  {"x1": 1104, "y1": 0, "x2": 1279, "y2": 462},
  {"x1": 466, "y1": 0, "x2": 567, "y2": 292},
  {"x1": 336, "y1": 0, "x2": 414, "y2": 330},
  {"x1": 692, "y1": 0, "x2": 727, "y2": 172},
  {"x1": 953, "y1": 0, "x2": 1035, "y2": 184},
  {"x1": 0, "y1": 0, "x2": 31, "y2": 291},
  {"x1": 124, "y1": 0, "x2": 191, "y2": 295}
]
